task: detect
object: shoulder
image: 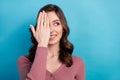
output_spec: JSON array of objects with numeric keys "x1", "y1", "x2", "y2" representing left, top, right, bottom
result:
[
  {"x1": 72, "y1": 56, "x2": 85, "y2": 68},
  {"x1": 17, "y1": 56, "x2": 32, "y2": 65},
  {"x1": 72, "y1": 56, "x2": 84, "y2": 63}
]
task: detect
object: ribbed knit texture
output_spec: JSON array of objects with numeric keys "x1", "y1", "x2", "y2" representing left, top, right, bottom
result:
[{"x1": 17, "y1": 47, "x2": 85, "y2": 80}]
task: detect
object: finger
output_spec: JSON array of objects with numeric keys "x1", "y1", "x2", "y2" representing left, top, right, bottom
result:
[
  {"x1": 46, "y1": 14, "x2": 50, "y2": 29},
  {"x1": 41, "y1": 11, "x2": 45, "y2": 28},
  {"x1": 30, "y1": 24, "x2": 35, "y2": 36},
  {"x1": 44, "y1": 12, "x2": 47, "y2": 28},
  {"x1": 37, "y1": 12, "x2": 42, "y2": 30}
]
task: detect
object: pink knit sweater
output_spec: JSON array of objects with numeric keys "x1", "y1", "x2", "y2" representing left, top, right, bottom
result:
[{"x1": 17, "y1": 47, "x2": 85, "y2": 80}]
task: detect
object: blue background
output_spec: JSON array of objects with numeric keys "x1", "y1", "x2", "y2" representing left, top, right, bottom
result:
[{"x1": 0, "y1": 0, "x2": 120, "y2": 80}]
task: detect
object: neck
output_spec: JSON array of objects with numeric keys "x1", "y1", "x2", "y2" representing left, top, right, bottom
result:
[{"x1": 48, "y1": 43, "x2": 60, "y2": 57}]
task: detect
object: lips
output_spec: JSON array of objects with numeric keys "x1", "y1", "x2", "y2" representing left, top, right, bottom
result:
[{"x1": 50, "y1": 34, "x2": 57, "y2": 39}]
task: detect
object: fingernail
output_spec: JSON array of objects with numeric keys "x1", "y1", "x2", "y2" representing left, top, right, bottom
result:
[{"x1": 30, "y1": 24, "x2": 32, "y2": 27}]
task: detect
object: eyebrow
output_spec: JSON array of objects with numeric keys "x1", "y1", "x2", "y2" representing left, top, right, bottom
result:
[{"x1": 52, "y1": 19, "x2": 60, "y2": 23}]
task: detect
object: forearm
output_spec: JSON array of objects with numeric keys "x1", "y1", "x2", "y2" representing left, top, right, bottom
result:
[{"x1": 27, "y1": 47, "x2": 48, "y2": 80}]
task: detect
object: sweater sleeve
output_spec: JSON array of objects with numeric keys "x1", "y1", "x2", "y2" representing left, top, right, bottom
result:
[
  {"x1": 17, "y1": 47, "x2": 48, "y2": 80},
  {"x1": 75, "y1": 57, "x2": 85, "y2": 80}
]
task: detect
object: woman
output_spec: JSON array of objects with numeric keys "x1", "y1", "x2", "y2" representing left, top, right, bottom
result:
[{"x1": 17, "y1": 4, "x2": 85, "y2": 80}]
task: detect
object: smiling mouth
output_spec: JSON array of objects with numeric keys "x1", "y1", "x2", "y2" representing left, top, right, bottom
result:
[{"x1": 50, "y1": 34, "x2": 57, "y2": 40}]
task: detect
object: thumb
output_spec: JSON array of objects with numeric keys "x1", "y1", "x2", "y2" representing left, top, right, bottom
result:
[{"x1": 30, "y1": 24, "x2": 35, "y2": 36}]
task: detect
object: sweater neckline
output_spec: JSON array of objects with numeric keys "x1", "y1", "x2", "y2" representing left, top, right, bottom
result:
[{"x1": 46, "y1": 63, "x2": 64, "y2": 75}]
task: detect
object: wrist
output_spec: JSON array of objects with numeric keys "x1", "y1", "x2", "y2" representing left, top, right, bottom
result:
[{"x1": 37, "y1": 43, "x2": 48, "y2": 47}]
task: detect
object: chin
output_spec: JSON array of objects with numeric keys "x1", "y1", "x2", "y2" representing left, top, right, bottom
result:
[{"x1": 48, "y1": 40, "x2": 60, "y2": 46}]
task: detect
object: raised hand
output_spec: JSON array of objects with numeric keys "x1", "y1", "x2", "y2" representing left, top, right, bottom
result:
[{"x1": 30, "y1": 11, "x2": 50, "y2": 47}]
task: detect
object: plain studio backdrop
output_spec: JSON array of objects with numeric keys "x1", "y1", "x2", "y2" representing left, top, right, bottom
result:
[{"x1": 0, "y1": 0, "x2": 120, "y2": 80}]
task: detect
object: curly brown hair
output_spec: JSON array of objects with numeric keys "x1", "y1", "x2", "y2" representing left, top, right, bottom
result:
[{"x1": 26, "y1": 4, "x2": 74, "y2": 67}]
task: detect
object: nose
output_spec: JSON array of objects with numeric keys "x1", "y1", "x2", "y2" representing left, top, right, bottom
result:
[{"x1": 49, "y1": 25, "x2": 54, "y2": 33}]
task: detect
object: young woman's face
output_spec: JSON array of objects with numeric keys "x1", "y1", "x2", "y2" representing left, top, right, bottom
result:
[{"x1": 47, "y1": 11, "x2": 63, "y2": 45}]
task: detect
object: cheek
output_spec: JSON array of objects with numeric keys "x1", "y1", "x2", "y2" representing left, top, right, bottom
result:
[
  {"x1": 58, "y1": 27, "x2": 63, "y2": 35},
  {"x1": 58, "y1": 29, "x2": 63, "y2": 39}
]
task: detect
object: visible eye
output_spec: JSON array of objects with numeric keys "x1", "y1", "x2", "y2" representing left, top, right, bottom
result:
[{"x1": 53, "y1": 22, "x2": 60, "y2": 26}]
